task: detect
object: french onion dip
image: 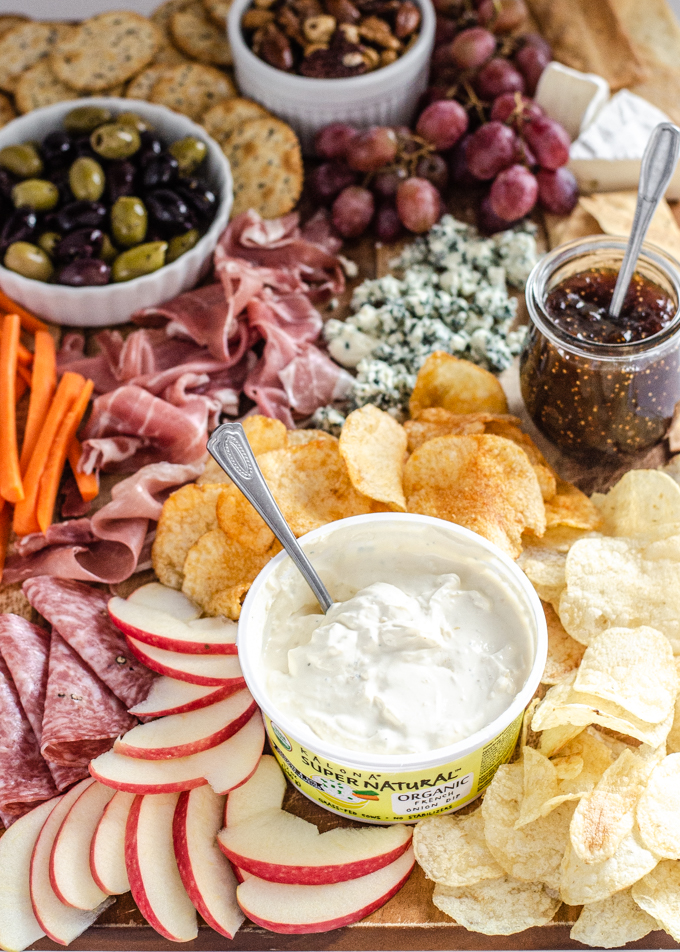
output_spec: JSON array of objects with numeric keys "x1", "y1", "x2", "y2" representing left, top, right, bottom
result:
[{"x1": 262, "y1": 521, "x2": 534, "y2": 756}]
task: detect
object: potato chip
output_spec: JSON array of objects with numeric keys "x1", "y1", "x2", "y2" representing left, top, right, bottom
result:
[
  {"x1": 217, "y1": 484, "x2": 275, "y2": 553},
  {"x1": 524, "y1": 525, "x2": 594, "y2": 553},
  {"x1": 570, "y1": 887, "x2": 658, "y2": 948},
  {"x1": 591, "y1": 469, "x2": 680, "y2": 540},
  {"x1": 555, "y1": 729, "x2": 614, "y2": 797},
  {"x1": 413, "y1": 810, "x2": 503, "y2": 887},
  {"x1": 542, "y1": 602, "x2": 585, "y2": 685},
  {"x1": 669, "y1": 660, "x2": 680, "y2": 755},
  {"x1": 409, "y1": 352, "x2": 509, "y2": 418},
  {"x1": 404, "y1": 435, "x2": 545, "y2": 559},
  {"x1": 545, "y1": 479, "x2": 602, "y2": 531},
  {"x1": 240, "y1": 415, "x2": 288, "y2": 455},
  {"x1": 631, "y1": 860, "x2": 680, "y2": 941},
  {"x1": 287, "y1": 429, "x2": 337, "y2": 446},
  {"x1": 152, "y1": 482, "x2": 226, "y2": 588},
  {"x1": 518, "y1": 547, "x2": 567, "y2": 608},
  {"x1": 637, "y1": 753, "x2": 680, "y2": 859},
  {"x1": 432, "y1": 877, "x2": 560, "y2": 935},
  {"x1": 404, "y1": 408, "x2": 520, "y2": 453},
  {"x1": 196, "y1": 455, "x2": 233, "y2": 486},
  {"x1": 483, "y1": 420, "x2": 557, "y2": 502},
  {"x1": 539, "y1": 723, "x2": 584, "y2": 758},
  {"x1": 560, "y1": 829, "x2": 658, "y2": 905},
  {"x1": 338, "y1": 405, "x2": 407, "y2": 511},
  {"x1": 515, "y1": 748, "x2": 561, "y2": 827}
]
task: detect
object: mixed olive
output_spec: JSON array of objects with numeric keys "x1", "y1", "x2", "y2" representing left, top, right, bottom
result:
[{"x1": 0, "y1": 105, "x2": 218, "y2": 286}]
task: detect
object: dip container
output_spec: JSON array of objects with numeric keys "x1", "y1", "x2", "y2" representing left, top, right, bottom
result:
[
  {"x1": 520, "y1": 236, "x2": 680, "y2": 459},
  {"x1": 238, "y1": 513, "x2": 547, "y2": 824}
]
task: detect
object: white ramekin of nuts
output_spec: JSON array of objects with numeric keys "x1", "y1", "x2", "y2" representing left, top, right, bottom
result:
[{"x1": 228, "y1": 0, "x2": 435, "y2": 151}]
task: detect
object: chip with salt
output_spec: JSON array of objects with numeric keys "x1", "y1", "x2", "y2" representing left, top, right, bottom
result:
[
  {"x1": 560, "y1": 829, "x2": 659, "y2": 905},
  {"x1": 197, "y1": 415, "x2": 287, "y2": 486},
  {"x1": 515, "y1": 748, "x2": 561, "y2": 827},
  {"x1": 591, "y1": 469, "x2": 680, "y2": 540},
  {"x1": 636, "y1": 753, "x2": 680, "y2": 859},
  {"x1": 404, "y1": 408, "x2": 516, "y2": 452},
  {"x1": 538, "y1": 723, "x2": 584, "y2": 758},
  {"x1": 518, "y1": 546, "x2": 567, "y2": 609},
  {"x1": 432, "y1": 877, "x2": 560, "y2": 935},
  {"x1": 286, "y1": 429, "x2": 337, "y2": 446},
  {"x1": 554, "y1": 729, "x2": 613, "y2": 797},
  {"x1": 409, "y1": 352, "x2": 509, "y2": 418},
  {"x1": 545, "y1": 479, "x2": 602, "y2": 531},
  {"x1": 413, "y1": 810, "x2": 503, "y2": 887},
  {"x1": 339, "y1": 405, "x2": 407, "y2": 511},
  {"x1": 152, "y1": 482, "x2": 226, "y2": 588},
  {"x1": 541, "y1": 602, "x2": 585, "y2": 685},
  {"x1": 631, "y1": 860, "x2": 680, "y2": 942},
  {"x1": 217, "y1": 484, "x2": 275, "y2": 553},
  {"x1": 569, "y1": 887, "x2": 658, "y2": 948}
]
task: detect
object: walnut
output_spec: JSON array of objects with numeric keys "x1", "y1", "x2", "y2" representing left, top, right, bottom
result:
[
  {"x1": 380, "y1": 47, "x2": 398, "y2": 65},
  {"x1": 358, "y1": 15, "x2": 400, "y2": 49},
  {"x1": 242, "y1": 9, "x2": 275, "y2": 28},
  {"x1": 360, "y1": 44, "x2": 381, "y2": 68}
]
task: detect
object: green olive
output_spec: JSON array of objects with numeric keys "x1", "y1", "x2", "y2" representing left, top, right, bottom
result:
[
  {"x1": 166, "y1": 228, "x2": 200, "y2": 264},
  {"x1": 69, "y1": 156, "x2": 105, "y2": 202},
  {"x1": 111, "y1": 196, "x2": 148, "y2": 247},
  {"x1": 5, "y1": 241, "x2": 54, "y2": 282},
  {"x1": 117, "y1": 111, "x2": 152, "y2": 133},
  {"x1": 37, "y1": 231, "x2": 61, "y2": 258},
  {"x1": 11, "y1": 178, "x2": 59, "y2": 211},
  {"x1": 0, "y1": 144, "x2": 43, "y2": 179},
  {"x1": 90, "y1": 123, "x2": 141, "y2": 160},
  {"x1": 169, "y1": 136, "x2": 208, "y2": 176},
  {"x1": 112, "y1": 241, "x2": 167, "y2": 282},
  {"x1": 100, "y1": 233, "x2": 117, "y2": 263},
  {"x1": 63, "y1": 105, "x2": 113, "y2": 135}
]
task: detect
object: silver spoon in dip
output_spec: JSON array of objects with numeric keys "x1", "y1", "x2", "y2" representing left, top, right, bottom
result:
[
  {"x1": 207, "y1": 421, "x2": 334, "y2": 613},
  {"x1": 609, "y1": 121, "x2": 680, "y2": 319}
]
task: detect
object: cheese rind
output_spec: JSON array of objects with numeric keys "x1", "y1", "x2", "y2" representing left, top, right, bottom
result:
[{"x1": 535, "y1": 62, "x2": 610, "y2": 141}]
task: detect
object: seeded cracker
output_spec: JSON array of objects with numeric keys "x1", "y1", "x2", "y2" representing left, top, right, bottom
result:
[
  {"x1": 203, "y1": 0, "x2": 234, "y2": 27},
  {"x1": 0, "y1": 16, "x2": 28, "y2": 38},
  {"x1": 202, "y1": 97, "x2": 270, "y2": 143},
  {"x1": 171, "y1": 3, "x2": 233, "y2": 65},
  {"x1": 50, "y1": 12, "x2": 161, "y2": 92},
  {"x1": 0, "y1": 92, "x2": 15, "y2": 128},
  {"x1": 0, "y1": 22, "x2": 68, "y2": 94},
  {"x1": 223, "y1": 117, "x2": 303, "y2": 218},
  {"x1": 126, "y1": 65, "x2": 172, "y2": 101},
  {"x1": 150, "y1": 62, "x2": 236, "y2": 120},
  {"x1": 15, "y1": 60, "x2": 79, "y2": 114}
]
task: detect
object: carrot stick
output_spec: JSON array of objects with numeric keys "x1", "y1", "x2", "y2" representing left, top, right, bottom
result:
[
  {"x1": 0, "y1": 314, "x2": 24, "y2": 503},
  {"x1": 20, "y1": 331, "x2": 56, "y2": 475},
  {"x1": 17, "y1": 341, "x2": 32, "y2": 366},
  {"x1": 36, "y1": 378, "x2": 94, "y2": 534},
  {"x1": 13, "y1": 371, "x2": 85, "y2": 536},
  {"x1": 15, "y1": 373, "x2": 27, "y2": 402},
  {"x1": 16, "y1": 363, "x2": 31, "y2": 388},
  {"x1": 68, "y1": 438, "x2": 99, "y2": 502},
  {"x1": 0, "y1": 291, "x2": 48, "y2": 334},
  {"x1": 0, "y1": 499, "x2": 10, "y2": 583}
]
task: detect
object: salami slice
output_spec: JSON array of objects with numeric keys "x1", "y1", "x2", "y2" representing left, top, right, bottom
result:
[
  {"x1": 22, "y1": 577, "x2": 156, "y2": 708},
  {"x1": 41, "y1": 632, "x2": 137, "y2": 767},
  {"x1": 0, "y1": 655, "x2": 57, "y2": 827}
]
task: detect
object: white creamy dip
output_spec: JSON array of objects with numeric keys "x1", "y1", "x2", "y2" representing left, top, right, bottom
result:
[{"x1": 262, "y1": 522, "x2": 534, "y2": 756}]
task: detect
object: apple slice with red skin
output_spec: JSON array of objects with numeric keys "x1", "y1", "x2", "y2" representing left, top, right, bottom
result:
[
  {"x1": 125, "y1": 793, "x2": 197, "y2": 942},
  {"x1": 90, "y1": 791, "x2": 135, "y2": 896},
  {"x1": 115, "y1": 689, "x2": 256, "y2": 760},
  {"x1": 237, "y1": 848, "x2": 415, "y2": 934},
  {"x1": 218, "y1": 807, "x2": 412, "y2": 885},
  {"x1": 127, "y1": 583, "x2": 201, "y2": 621},
  {"x1": 109, "y1": 598, "x2": 237, "y2": 655},
  {"x1": 50, "y1": 780, "x2": 116, "y2": 909},
  {"x1": 126, "y1": 635, "x2": 244, "y2": 685},
  {"x1": 30, "y1": 779, "x2": 114, "y2": 944},
  {"x1": 90, "y1": 711, "x2": 264, "y2": 795},
  {"x1": 128, "y1": 676, "x2": 238, "y2": 718},
  {"x1": 173, "y1": 786, "x2": 244, "y2": 939},
  {"x1": 226, "y1": 755, "x2": 287, "y2": 827}
]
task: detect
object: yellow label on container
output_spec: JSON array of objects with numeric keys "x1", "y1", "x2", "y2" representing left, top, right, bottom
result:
[{"x1": 265, "y1": 714, "x2": 522, "y2": 823}]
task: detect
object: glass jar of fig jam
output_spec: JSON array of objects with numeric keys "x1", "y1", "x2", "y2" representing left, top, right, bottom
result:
[{"x1": 520, "y1": 237, "x2": 680, "y2": 459}]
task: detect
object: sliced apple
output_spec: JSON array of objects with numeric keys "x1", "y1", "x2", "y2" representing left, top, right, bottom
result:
[
  {"x1": 90, "y1": 791, "x2": 135, "y2": 896},
  {"x1": 90, "y1": 711, "x2": 264, "y2": 795},
  {"x1": 30, "y1": 779, "x2": 114, "y2": 944},
  {"x1": 126, "y1": 635, "x2": 244, "y2": 685},
  {"x1": 128, "y1": 676, "x2": 238, "y2": 718},
  {"x1": 127, "y1": 583, "x2": 201, "y2": 621},
  {"x1": 109, "y1": 598, "x2": 237, "y2": 655},
  {"x1": 218, "y1": 808, "x2": 412, "y2": 885},
  {"x1": 50, "y1": 781, "x2": 116, "y2": 909},
  {"x1": 115, "y1": 689, "x2": 256, "y2": 760},
  {"x1": 237, "y1": 847, "x2": 415, "y2": 933},
  {"x1": 226, "y1": 755, "x2": 287, "y2": 827},
  {"x1": 0, "y1": 798, "x2": 56, "y2": 952},
  {"x1": 173, "y1": 786, "x2": 244, "y2": 939},
  {"x1": 125, "y1": 793, "x2": 197, "y2": 942}
]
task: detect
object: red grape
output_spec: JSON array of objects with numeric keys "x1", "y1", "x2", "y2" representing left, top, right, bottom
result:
[
  {"x1": 514, "y1": 137, "x2": 536, "y2": 167},
  {"x1": 490, "y1": 91, "x2": 542, "y2": 125},
  {"x1": 315, "y1": 123, "x2": 358, "y2": 161},
  {"x1": 375, "y1": 202, "x2": 404, "y2": 242},
  {"x1": 474, "y1": 57, "x2": 525, "y2": 99},
  {"x1": 489, "y1": 163, "x2": 538, "y2": 220},
  {"x1": 514, "y1": 43, "x2": 549, "y2": 95},
  {"x1": 477, "y1": 194, "x2": 517, "y2": 234},
  {"x1": 332, "y1": 186, "x2": 375, "y2": 237},
  {"x1": 449, "y1": 134, "x2": 476, "y2": 185},
  {"x1": 416, "y1": 154, "x2": 449, "y2": 191},
  {"x1": 449, "y1": 27, "x2": 496, "y2": 69},
  {"x1": 416, "y1": 100, "x2": 468, "y2": 151},
  {"x1": 396, "y1": 178, "x2": 441, "y2": 233},
  {"x1": 466, "y1": 120, "x2": 517, "y2": 179},
  {"x1": 477, "y1": 0, "x2": 527, "y2": 33},
  {"x1": 421, "y1": 85, "x2": 450, "y2": 108},
  {"x1": 308, "y1": 162, "x2": 357, "y2": 204},
  {"x1": 372, "y1": 167, "x2": 407, "y2": 198},
  {"x1": 434, "y1": 15, "x2": 457, "y2": 46},
  {"x1": 536, "y1": 167, "x2": 578, "y2": 215},
  {"x1": 523, "y1": 115, "x2": 570, "y2": 170},
  {"x1": 521, "y1": 32, "x2": 551, "y2": 58},
  {"x1": 347, "y1": 126, "x2": 398, "y2": 172}
]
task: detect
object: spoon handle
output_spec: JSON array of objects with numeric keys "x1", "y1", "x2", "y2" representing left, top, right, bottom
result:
[
  {"x1": 207, "y1": 422, "x2": 334, "y2": 614},
  {"x1": 609, "y1": 122, "x2": 680, "y2": 319}
]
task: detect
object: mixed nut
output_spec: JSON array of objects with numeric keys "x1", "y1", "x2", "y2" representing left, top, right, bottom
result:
[
  {"x1": 242, "y1": 0, "x2": 421, "y2": 78},
  {"x1": 0, "y1": 105, "x2": 218, "y2": 286}
]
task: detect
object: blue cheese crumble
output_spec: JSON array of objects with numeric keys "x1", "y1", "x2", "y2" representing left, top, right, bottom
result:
[{"x1": 313, "y1": 215, "x2": 538, "y2": 430}]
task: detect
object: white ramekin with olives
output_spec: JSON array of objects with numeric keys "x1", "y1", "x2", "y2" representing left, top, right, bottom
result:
[{"x1": 0, "y1": 99, "x2": 232, "y2": 326}]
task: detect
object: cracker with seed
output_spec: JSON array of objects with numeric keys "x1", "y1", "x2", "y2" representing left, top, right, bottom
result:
[
  {"x1": 15, "y1": 59, "x2": 79, "y2": 114},
  {"x1": 202, "y1": 0, "x2": 234, "y2": 27},
  {"x1": 50, "y1": 11, "x2": 161, "y2": 92},
  {"x1": 0, "y1": 91, "x2": 15, "y2": 127},
  {"x1": 0, "y1": 15, "x2": 29, "y2": 38},
  {"x1": 171, "y1": 3, "x2": 232, "y2": 66},
  {"x1": 0, "y1": 22, "x2": 67, "y2": 94},
  {"x1": 153, "y1": 42, "x2": 192, "y2": 65},
  {"x1": 127, "y1": 64, "x2": 171, "y2": 100},
  {"x1": 150, "y1": 0, "x2": 195, "y2": 64},
  {"x1": 202, "y1": 96, "x2": 269, "y2": 142},
  {"x1": 224, "y1": 116, "x2": 303, "y2": 218},
  {"x1": 149, "y1": 61, "x2": 236, "y2": 119}
]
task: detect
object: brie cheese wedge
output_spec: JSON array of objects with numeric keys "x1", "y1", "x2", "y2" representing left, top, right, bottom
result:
[{"x1": 535, "y1": 62, "x2": 610, "y2": 141}]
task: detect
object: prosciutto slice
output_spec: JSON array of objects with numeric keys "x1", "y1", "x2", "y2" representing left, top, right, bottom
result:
[{"x1": 41, "y1": 632, "x2": 136, "y2": 766}]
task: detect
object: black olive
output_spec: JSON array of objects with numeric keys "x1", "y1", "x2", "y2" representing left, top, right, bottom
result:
[
  {"x1": 146, "y1": 189, "x2": 196, "y2": 236},
  {"x1": 0, "y1": 209, "x2": 38, "y2": 255}
]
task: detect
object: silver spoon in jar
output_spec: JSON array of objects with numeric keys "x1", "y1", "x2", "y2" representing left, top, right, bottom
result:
[
  {"x1": 207, "y1": 421, "x2": 334, "y2": 613},
  {"x1": 609, "y1": 121, "x2": 680, "y2": 319}
]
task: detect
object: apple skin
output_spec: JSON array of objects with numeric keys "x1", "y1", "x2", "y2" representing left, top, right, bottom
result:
[
  {"x1": 89, "y1": 791, "x2": 135, "y2": 896},
  {"x1": 125, "y1": 635, "x2": 245, "y2": 687},
  {"x1": 128, "y1": 678, "x2": 239, "y2": 718},
  {"x1": 108, "y1": 598, "x2": 237, "y2": 656}
]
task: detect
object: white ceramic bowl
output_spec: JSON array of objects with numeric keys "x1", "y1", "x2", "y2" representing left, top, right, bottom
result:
[
  {"x1": 228, "y1": 0, "x2": 435, "y2": 153},
  {"x1": 0, "y1": 98, "x2": 233, "y2": 327}
]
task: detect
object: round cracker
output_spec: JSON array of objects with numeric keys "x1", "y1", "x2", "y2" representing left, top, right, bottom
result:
[
  {"x1": 223, "y1": 116, "x2": 303, "y2": 219},
  {"x1": 150, "y1": 0, "x2": 195, "y2": 62},
  {"x1": 126, "y1": 64, "x2": 172, "y2": 101},
  {"x1": 0, "y1": 15, "x2": 29, "y2": 39},
  {"x1": 170, "y1": 4, "x2": 232, "y2": 66},
  {"x1": 149, "y1": 61, "x2": 235, "y2": 120},
  {"x1": 15, "y1": 59, "x2": 79, "y2": 114},
  {"x1": 0, "y1": 91, "x2": 15, "y2": 128},
  {"x1": 50, "y1": 11, "x2": 161, "y2": 92},
  {"x1": 152, "y1": 42, "x2": 192, "y2": 65},
  {"x1": 0, "y1": 22, "x2": 68, "y2": 94},
  {"x1": 202, "y1": 97, "x2": 269, "y2": 143},
  {"x1": 202, "y1": 0, "x2": 233, "y2": 27}
]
